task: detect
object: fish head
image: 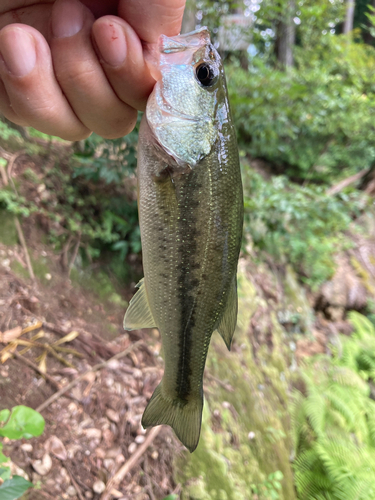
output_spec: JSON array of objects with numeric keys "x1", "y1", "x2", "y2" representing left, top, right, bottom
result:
[{"x1": 145, "y1": 27, "x2": 228, "y2": 168}]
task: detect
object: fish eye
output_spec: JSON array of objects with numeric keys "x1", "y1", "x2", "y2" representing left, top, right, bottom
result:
[{"x1": 195, "y1": 63, "x2": 218, "y2": 87}]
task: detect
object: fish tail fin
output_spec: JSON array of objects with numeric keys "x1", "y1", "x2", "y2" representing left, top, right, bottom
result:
[{"x1": 142, "y1": 382, "x2": 203, "y2": 453}]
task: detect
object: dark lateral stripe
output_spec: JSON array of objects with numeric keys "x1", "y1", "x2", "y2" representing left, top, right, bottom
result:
[{"x1": 175, "y1": 169, "x2": 201, "y2": 401}]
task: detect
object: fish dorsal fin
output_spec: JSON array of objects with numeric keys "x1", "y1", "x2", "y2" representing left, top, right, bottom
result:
[
  {"x1": 123, "y1": 278, "x2": 156, "y2": 331},
  {"x1": 217, "y1": 277, "x2": 238, "y2": 351}
]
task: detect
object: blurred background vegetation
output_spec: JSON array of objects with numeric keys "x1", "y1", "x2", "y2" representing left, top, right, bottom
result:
[{"x1": 2, "y1": 0, "x2": 375, "y2": 498}]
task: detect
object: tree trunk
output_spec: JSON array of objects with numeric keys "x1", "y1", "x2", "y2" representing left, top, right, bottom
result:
[
  {"x1": 276, "y1": 0, "x2": 296, "y2": 69},
  {"x1": 343, "y1": 0, "x2": 355, "y2": 34}
]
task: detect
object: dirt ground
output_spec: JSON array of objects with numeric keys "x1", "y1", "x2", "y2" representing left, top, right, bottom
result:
[{"x1": 0, "y1": 239, "x2": 181, "y2": 500}]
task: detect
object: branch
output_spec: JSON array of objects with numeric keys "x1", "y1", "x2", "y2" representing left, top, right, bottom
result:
[
  {"x1": 100, "y1": 426, "x2": 162, "y2": 500},
  {"x1": 11, "y1": 350, "x2": 61, "y2": 390},
  {"x1": 326, "y1": 168, "x2": 369, "y2": 196},
  {"x1": 36, "y1": 340, "x2": 143, "y2": 413},
  {"x1": 14, "y1": 217, "x2": 35, "y2": 281}
]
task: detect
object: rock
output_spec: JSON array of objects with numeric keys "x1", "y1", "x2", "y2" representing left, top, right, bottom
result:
[
  {"x1": 60, "y1": 467, "x2": 71, "y2": 485},
  {"x1": 135, "y1": 435, "x2": 145, "y2": 444},
  {"x1": 128, "y1": 442, "x2": 137, "y2": 454},
  {"x1": 20, "y1": 443, "x2": 33, "y2": 453},
  {"x1": 84, "y1": 428, "x2": 102, "y2": 440},
  {"x1": 67, "y1": 444, "x2": 82, "y2": 459},
  {"x1": 105, "y1": 447, "x2": 122, "y2": 458},
  {"x1": 32, "y1": 453, "x2": 53, "y2": 475},
  {"x1": 85, "y1": 492, "x2": 93, "y2": 499},
  {"x1": 106, "y1": 409, "x2": 120, "y2": 423},
  {"x1": 103, "y1": 458, "x2": 115, "y2": 471},
  {"x1": 150, "y1": 450, "x2": 158, "y2": 460},
  {"x1": 10, "y1": 462, "x2": 29, "y2": 481},
  {"x1": 93, "y1": 480, "x2": 106, "y2": 494},
  {"x1": 115, "y1": 454, "x2": 125, "y2": 465},
  {"x1": 107, "y1": 359, "x2": 120, "y2": 370},
  {"x1": 46, "y1": 435, "x2": 67, "y2": 460},
  {"x1": 67, "y1": 486, "x2": 77, "y2": 497}
]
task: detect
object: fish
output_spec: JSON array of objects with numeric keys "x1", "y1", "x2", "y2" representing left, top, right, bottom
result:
[{"x1": 124, "y1": 27, "x2": 243, "y2": 453}]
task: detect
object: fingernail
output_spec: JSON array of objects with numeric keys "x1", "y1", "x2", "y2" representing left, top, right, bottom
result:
[
  {"x1": 94, "y1": 20, "x2": 127, "y2": 67},
  {"x1": 52, "y1": 0, "x2": 84, "y2": 38},
  {"x1": 0, "y1": 28, "x2": 36, "y2": 77}
]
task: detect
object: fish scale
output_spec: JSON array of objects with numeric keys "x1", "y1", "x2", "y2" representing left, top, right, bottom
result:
[{"x1": 124, "y1": 27, "x2": 243, "y2": 452}]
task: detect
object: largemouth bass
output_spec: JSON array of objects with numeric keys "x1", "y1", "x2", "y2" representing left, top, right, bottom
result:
[{"x1": 124, "y1": 27, "x2": 243, "y2": 452}]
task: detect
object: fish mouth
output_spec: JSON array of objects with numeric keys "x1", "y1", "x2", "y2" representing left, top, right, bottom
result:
[{"x1": 144, "y1": 27, "x2": 213, "y2": 80}]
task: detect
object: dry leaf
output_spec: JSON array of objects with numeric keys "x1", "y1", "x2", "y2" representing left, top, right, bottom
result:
[
  {"x1": 0, "y1": 326, "x2": 22, "y2": 343},
  {"x1": 0, "y1": 343, "x2": 17, "y2": 363},
  {"x1": 38, "y1": 350, "x2": 48, "y2": 374},
  {"x1": 53, "y1": 330, "x2": 79, "y2": 347},
  {"x1": 32, "y1": 453, "x2": 52, "y2": 475},
  {"x1": 21, "y1": 321, "x2": 43, "y2": 335},
  {"x1": 46, "y1": 435, "x2": 67, "y2": 461}
]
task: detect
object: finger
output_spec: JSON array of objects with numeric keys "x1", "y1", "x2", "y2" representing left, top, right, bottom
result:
[
  {"x1": 118, "y1": 0, "x2": 186, "y2": 43},
  {"x1": 0, "y1": 24, "x2": 91, "y2": 140},
  {"x1": 50, "y1": 0, "x2": 138, "y2": 139},
  {"x1": 0, "y1": 78, "x2": 29, "y2": 126},
  {"x1": 92, "y1": 16, "x2": 155, "y2": 111}
]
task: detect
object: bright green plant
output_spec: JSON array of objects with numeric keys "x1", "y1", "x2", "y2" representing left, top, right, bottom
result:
[
  {"x1": 292, "y1": 312, "x2": 375, "y2": 500},
  {"x1": 242, "y1": 168, "x2": 367, "y2": 288},
  {"x1": 228, "y1": 36, "x2": 375, "y2": 183},
  {"x1": 0, "y1": 406, "x2": 45, "y2": 500},
  {"x1": 251, "y1": 471, "x2": 284, "y2": 500}
]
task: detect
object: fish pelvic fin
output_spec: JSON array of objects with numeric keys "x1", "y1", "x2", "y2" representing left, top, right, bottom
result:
[
  {"x1": 142, "y1": 383, "x2": 203, "y2": 453},
  {"x1": 123, "y1": 278, "x2": 156, "y2": 331},
  {"x1": 217, "y1": 276, "x2": 238, "y2": 351}
]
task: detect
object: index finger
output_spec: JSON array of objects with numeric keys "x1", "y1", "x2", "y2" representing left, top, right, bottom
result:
[{"x1": 118, "y1": 0, "x2": 186, "y2": 43}]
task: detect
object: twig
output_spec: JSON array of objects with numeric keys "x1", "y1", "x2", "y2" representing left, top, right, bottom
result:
[
  {"x1": 68, "y1": 232, "x2": 81, "y2": 277},
  {"x1": 0, "y1": 162, "x2": 7, "y2": 186},
  {"x1": 36, "y1": 340, "x2": 143, "y2": 413},
  {"x1": 14, "y1": 217, "x2": 35, "y2": 281},
  {"x1": 7, "y1": 150, "x2": 25, "y2": 197},
  {"x1": 100, "y1": 426, "x2": 162, "y2": 500},
  {"x1": 143, "y1": 456, "x2": 156, "y2": 500},
  {"x1": 11, "y1": 350, "x2": 61, "y2": 390},
  {"x1": 326, "y1": 167, "x2": 370, "y2": 196},
  {"x1": 66, "y1": 466, "x2": 86, "y2": 500}
]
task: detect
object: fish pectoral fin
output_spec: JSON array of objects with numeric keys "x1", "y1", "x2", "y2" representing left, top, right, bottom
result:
[
  {"x1": 142, "y1": 382, "x2": 203, "y2": 453},
  {"x1": 217, "y1": 277, "x2": 238, "y2": 351},
  {"x1": 123, "y1": 278, "x2": 156, "y2": 331}
]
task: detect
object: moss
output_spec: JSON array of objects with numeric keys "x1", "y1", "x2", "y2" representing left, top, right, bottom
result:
[
  {"x1": 175, "y1": 265, "x2": 296, "y2": 500},
  {"x1": 0, "y1": 210, "x2": 17, "y2": 246},
  {"x1": 10, "y1": 261, "x2": 29, "y2": 281},
  {"x1": 30, "y1": 255, "x2": 51, "y2": 285}
]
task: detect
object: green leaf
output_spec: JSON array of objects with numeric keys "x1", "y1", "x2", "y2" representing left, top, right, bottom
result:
[
  {"x1": 0, "y1": 466, "x2": 11, "y2": 481},
  {"x1": 0, "y1": 450, "x2": 10, "y2": 464},
  {"x1": 0, "y1": 409, "x2": 10, "y2": 424},
  {"x1": 162, "y1": 496, "x2": 178, "y2": 500},
  {"x1": 0, "y1": 406, "x2": 45, "y2": 440},
  {"x1": 0, "y1": 476, "x2": 33, "y2": 500}
]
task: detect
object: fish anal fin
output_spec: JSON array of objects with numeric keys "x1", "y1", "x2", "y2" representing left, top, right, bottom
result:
[
  {"x1": 123, "y1": 278, "x2": 156, "y2": 331},
  {"x1": 217, "y1": 277, "x2": 238, "y2": 351},
  {"x1": 142, "y1": 382, "x2": 203, "y2": 453}
]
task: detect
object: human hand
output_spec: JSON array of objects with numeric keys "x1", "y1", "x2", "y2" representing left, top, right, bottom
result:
[{"x1": 0, "y1": 0, "x2": 185, "y2": 140}]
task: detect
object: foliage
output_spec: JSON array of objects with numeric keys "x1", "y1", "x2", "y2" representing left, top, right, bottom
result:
[
  {"x1": 292, "y1": 312, "x2": 375, "y2": 500},
  {"x1": 0, "y1": 406, "x2": 45, "y2": 499},
  {"x1": 250, "y1": 471, "x2": 284, "y2": 500},
  {"x1": 0, "y1": 119, "x2": 141, "y2": 270},
  {"x1": 228, "y1": 36, "x2": 375, "y2": 182},
  {"x1": 72, "y1": 127, "x2": 138, "y2": 184},
  {"x1": 242, "y1": 168, "x2": 367, "y2": 288}
]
